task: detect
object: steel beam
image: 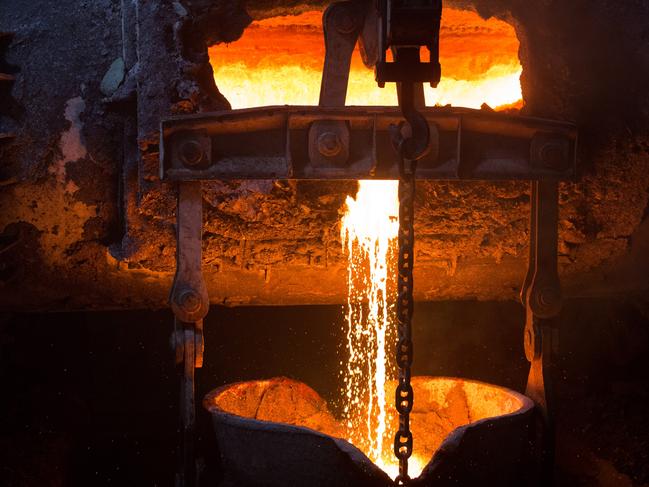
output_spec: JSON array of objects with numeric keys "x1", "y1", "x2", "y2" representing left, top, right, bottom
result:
[{"x1": 160, "y1": 106, "x2": 577, "y2": 182}]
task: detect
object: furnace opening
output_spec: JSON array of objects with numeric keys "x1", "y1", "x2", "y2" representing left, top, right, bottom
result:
[{"x1": 208, "y1": 8, "x2": 523, "y2": 109}]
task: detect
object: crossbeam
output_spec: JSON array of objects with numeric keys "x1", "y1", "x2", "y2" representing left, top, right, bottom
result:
[{"x1": 160, "y1": 105, "x2": 577, "y2": 182}]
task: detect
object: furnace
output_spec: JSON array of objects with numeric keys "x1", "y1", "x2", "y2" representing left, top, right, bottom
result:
[{"x1": 2, "y1": 1, "x2": 649, "y2": 487}]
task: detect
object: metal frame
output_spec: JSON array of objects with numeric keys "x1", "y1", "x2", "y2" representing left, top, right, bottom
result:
[{"x1": 160, "y1": 106, "x2": 576, "y2": 182}]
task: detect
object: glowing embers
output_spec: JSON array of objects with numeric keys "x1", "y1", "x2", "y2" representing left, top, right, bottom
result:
[
  {"x1": 340, "y1": 180, "x2": 399, "y2": 474},
  {"x1": 208, "y1": 9, "x2": 522, "y2": 109}
]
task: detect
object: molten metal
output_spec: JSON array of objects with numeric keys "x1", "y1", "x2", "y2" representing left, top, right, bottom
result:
[{"x1": 340, "y1": 180, "x2": 399, "y2": 472}]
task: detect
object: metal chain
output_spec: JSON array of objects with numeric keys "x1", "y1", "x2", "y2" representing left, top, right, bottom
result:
[{"x1": 394, "y1": 140, "x2": 416, "y2": 486}]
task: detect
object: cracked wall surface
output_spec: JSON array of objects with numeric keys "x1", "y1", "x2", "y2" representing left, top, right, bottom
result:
[{"x1": 1, "y1": 0, "x2": 649, "y2": 310}]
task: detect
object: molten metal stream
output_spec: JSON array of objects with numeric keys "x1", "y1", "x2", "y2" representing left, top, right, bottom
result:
[
  {"x1": 340, "y1": 180, "x2": 399, "y2": 471},
  {"x1": 209, "y1": 7, "x2": 523, "y2": 479}
]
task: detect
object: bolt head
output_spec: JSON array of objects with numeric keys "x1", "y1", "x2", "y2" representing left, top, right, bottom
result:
[
  {"x1": 178, "y1": 290, "x2": 202, "y2": 314},
  {"x1": 537, "y1": 286, "x2": 562, "y2": 312},
  {"x1": 317, "y1": 131, "x2": 343, "y2": 157},
  {"x1": 540, "y1": 142, "x2": 565, "y2": 169},
  {"x1": 179, "y1": 139, "x2": 204, "y2": 167},
  {"x1": 529, "y1": 284, "x2": 562, "y2": 319}
]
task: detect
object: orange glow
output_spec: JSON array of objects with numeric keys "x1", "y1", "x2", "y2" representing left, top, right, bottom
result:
[
  {"x1": 340, "y1": 180, "x2": 398, "y2": 471},
  {"x1": 209, "y1": 8, "x2": 522, "y2": 109},
  {"x1": 208, "y1": 8, "x2": 523, "y2": 479}
]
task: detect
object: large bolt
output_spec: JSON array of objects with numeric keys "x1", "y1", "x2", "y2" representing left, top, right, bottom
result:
[
  {"x1": 540, "y1": 141, "x2": 566, "y2": 169},
  {"x1": 179, "y1": 139, "x2": 204, "y2": 167},
  {"x1": 529, "y1": 284, "x2": 562, "y2": 319},
  {"x1": 317, "y1": 131, "x2": 343, "y2": 158},
  {"x1": 538, "y1": 286, "x2": 561, "y2": 309},
  {"x1": 536, "y1": 286, "x2": 562, "y2": 316},
  {"x1": 178, "y1": 289, "x2": 202, "y2": 314}
]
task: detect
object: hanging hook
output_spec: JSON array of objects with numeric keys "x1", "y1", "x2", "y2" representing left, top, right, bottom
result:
[
  {"x1": 390, "y1": 82, "x2": 430, "y2": 182},
  {"x1": 388, "y1": 49, "x2": 431, "y2": 171}
]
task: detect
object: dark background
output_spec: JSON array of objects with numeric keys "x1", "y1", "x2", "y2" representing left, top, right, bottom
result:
[{"x1": 1, "y1": 298, "x2": 648, "y2": 486}]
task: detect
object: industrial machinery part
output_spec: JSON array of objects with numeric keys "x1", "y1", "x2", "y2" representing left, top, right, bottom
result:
[
  {"x1": 373, "y1": 0, "x2": 444, "y2": 481},
  {"x1": 392, "y1": 139, "x2": 418, "y2": 484},
  {"x1": 170, "y1": 181, "x2": 207, "y2": 487},
  {"x1": 521, "y1": 181, "x2": 562, "y2": 485},
  {"x1": 163, "y1": 1, "x2": 576, "y2": 485},
  {"x1": 160, "y1": 106, "x2": 576, "y2": 182},
  {"x1": 375, "y1": 0, "x2": 442, "y2": 87}
]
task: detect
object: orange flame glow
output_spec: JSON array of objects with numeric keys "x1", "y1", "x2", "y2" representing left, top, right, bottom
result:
[
  {"x1": 209, "y1": 7, "x2": 522, "y2": 479},
  {"x1": 209, "y1": 9, "x2": 522, "y2": 109},
  {"x1": 340, "y1": 180, "x2": 398, "y2": 467}
]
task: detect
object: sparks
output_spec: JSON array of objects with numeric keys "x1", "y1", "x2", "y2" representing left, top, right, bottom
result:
[{"x1": 340, "y1": 180, "x2": 399, "y2": 469}]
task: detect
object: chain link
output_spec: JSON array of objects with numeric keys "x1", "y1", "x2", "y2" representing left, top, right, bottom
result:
[{"x1": 394, "y1": 139, "x2": 417, "y2": 486}]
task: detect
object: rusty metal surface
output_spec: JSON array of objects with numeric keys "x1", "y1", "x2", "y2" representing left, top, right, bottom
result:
[
  {"x1": 161, "y1": 106, "x2": 577, "y2": 182},
  {"x1": 522, "y1": 181, "x2": 562, "y2": 486},
  {"x1": 171, "y1": 182, "x2": 209, "y2": 324},
  {"x1": 0, "y1": 31, "x2": 17, "y2": 173},
  {"x1": 170, "y1": 181, "x2": 208, "y2": 487},
  {"x1": 319, "y1": 1, "x2": 367, "y2": 107},
  {"x1": 375, "y1": 1, "x2": 442, "y2": 88}
]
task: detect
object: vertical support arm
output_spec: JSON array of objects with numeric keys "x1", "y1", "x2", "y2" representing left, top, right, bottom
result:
[
  {"x1": 310, "y1": 1, "x2": 367, "y2": 167},
  {"x1": 523, "y1": 181, "x2": 561, "y2": 486},
  {"x1": 171, "y1": 181, "x2": 208, "y2": 487},
  {"x1": 319, "y1": 1, "x2": 366, "y2": 107}
]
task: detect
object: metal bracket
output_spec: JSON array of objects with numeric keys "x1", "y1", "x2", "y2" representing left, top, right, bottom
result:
[
  {"x1": 310, "y1": 1, "x2": 368, "y2": 168},
  {"x1": 319, "y1": 0, "x2": 368, "y2": 107},
  {"x1": 171, "y1": 181, "x2": 209, "y2": 324},
  {"x1": 375, "y1": 0, "x2": 442, "y2": 87},
  {"x1": 170, "y1": 181, "x2": 208, "y2": 487},
  {"x1": 522, "y1": 181, "x2": 561, "y2": 486}
]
